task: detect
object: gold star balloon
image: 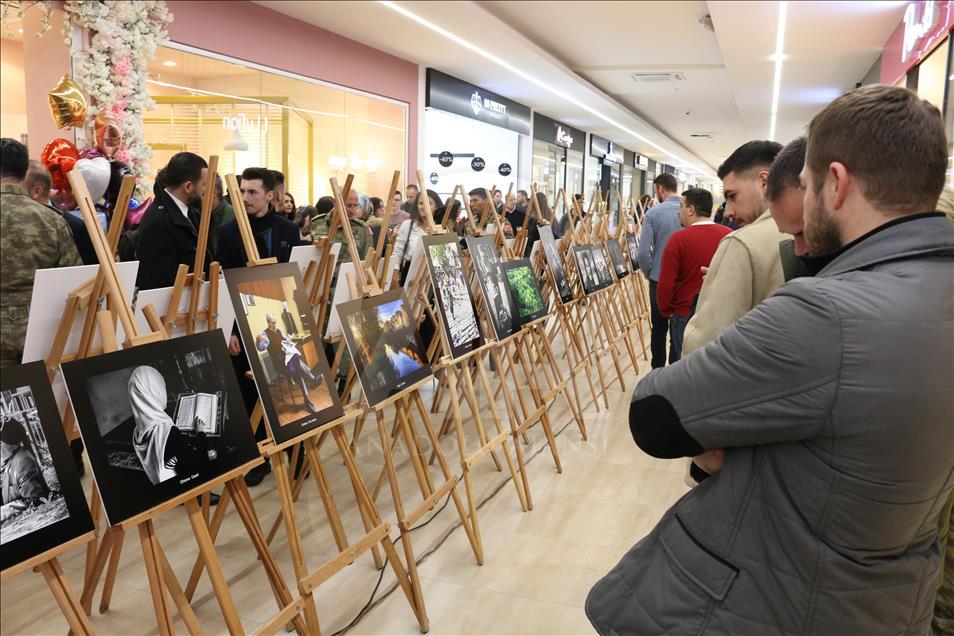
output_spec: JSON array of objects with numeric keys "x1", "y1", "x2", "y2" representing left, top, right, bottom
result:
[{"x1": 48, "y1": 74, "x2": 87, "y2": 129}]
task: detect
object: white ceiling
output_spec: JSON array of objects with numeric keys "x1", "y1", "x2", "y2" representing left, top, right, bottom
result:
[{"x1": 256, "y1": 0, "x2": 906, "y2": 176}]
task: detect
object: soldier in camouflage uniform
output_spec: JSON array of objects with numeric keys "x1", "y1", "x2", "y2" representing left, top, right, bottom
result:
[{"x1": 0, "y1": 138, "x2": 82, "y2": 367}]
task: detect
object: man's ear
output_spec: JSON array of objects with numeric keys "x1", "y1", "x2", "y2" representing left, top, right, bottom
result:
[
  {"x1": 757, "y1": 169, "x2": 770, "y2": 192},
  {"x1": 829, "y1": 162, "x2": 850, "y2": 210}
]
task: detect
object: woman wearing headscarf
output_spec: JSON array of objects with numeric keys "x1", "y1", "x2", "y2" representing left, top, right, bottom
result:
[{"x1": 128, "y1": 366, "x2": 209, "y2": 485}]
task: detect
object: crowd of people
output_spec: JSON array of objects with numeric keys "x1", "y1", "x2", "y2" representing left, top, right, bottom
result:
[
  {"x1": 2, "y1": 82, "x2": 952, "y2": 635},
  {"x1": 588, "y1": 84, "x2": 953, "y2": 636}
]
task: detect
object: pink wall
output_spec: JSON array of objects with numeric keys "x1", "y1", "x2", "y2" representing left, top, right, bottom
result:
[
  {"x1": 165, "y1": 0, "x2": 419, "y2": 178},
  {"x1": 880, "y1": 1, "x2": 954, "y2": 84},
  {"x1": 23, "y1": 8, "x2": 71, "y2": 158}
]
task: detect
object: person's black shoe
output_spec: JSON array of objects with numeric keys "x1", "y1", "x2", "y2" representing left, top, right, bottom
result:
[
  {"x1": 244, "y1": 460, "x2": 272, "y2": 487},
  {"x1": 208, "y1": 492, "x2": 221, "y2": 505}
]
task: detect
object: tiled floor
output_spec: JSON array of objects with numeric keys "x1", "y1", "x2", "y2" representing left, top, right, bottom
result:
[{"x1": 1, "y1": 320, "x2": 688, "y2": 635}]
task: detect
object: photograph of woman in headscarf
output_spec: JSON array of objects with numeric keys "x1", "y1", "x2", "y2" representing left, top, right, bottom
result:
[{"x1": 128, "y1": 366, "x2": 212, "y2": 486}]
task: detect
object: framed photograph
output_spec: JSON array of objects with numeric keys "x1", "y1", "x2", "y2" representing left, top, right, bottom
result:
[
  {"x1": 464, "y1": 235, "x2": 520, "y2": 342},
  {"x1": 605, "y1": 239, "x2": 630, "y2": 279},
  {"x1": 337, "y1": 289, "x2": 433, "y2": 409},
  {"x1": 422, "y1": 233, "x2": 484, "y2": 359},
  {"x1": 224, "y1": 263, "x2": 343, "y2": 445},
  {"x1": 539, "y1": 226, "x2": 573, "y2": 305},
  {"x1": 573, "y1": 245, "x2": 600, "y2": 296},
  {"x1": 1, "y1": 362, "x2": 94, "y2": 573},
  {"x1": 61, "y1": 331, "x2": 261, "y2": 526},
  {"x1": 625, "y1": 232, "x2": 640, "y2": 272},
  {"x1": 501, "y1": 259, "x2": 548, "y2": 326},
  {"x1": 590, "y1": 244, "x2": 616, "y2": 289}
]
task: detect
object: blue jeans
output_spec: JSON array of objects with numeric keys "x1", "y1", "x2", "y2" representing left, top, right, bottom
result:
[{"x1": 668, "y1": 314, "x2": 690, "y2": 363}]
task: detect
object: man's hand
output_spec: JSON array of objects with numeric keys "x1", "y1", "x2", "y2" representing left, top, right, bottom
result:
[
  {"x1": 229, "y1": 335, "x2": 241, "y2": 356},
  {"x1": 692, "y1": 448, "x2": 725, "y2": 475}
]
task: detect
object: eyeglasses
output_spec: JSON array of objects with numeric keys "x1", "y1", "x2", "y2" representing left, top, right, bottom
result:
[{"x1": 345, "y1": 203, "x2": 361, "y2": 208}]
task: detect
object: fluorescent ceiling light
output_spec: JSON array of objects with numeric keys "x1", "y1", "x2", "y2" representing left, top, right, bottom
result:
[
  {"x1": 145, "y1": 79, "x2": 347, "y2": 118},
  {"x1": 378, "y1": 0, "x2": 709, "y2": 177},
  {"x1": 769, "y1": 1, "x2": 788, "y2": 141}
]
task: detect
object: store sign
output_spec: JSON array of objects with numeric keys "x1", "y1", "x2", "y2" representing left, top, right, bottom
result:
[
  {"x1": 221, "y1": 113, "x2": 268, "y2": 135},
  {"x1": 498, "y1": 163, "x2": 512, "y2": 176},
  {"x1": 426, "y1": 68, "x2": 532, "y2": 135},
  {"x1": 590, "y1": 135, "x2": 623, "y2": 162},
  {"x1": 430, "y1": 172, "x2": 439, "y2": 185},
  {"x1": 880, "y1": 1, "x2": 954, "y2": 84},
  {"x1": 533, "y1": 113, "x2": 585, "y2": 151},
  {"x1": 636, "y1": 154, "x2": 649, "y2": 169},
  {"x1": 471, "y1": 157, "x2": 486, "y2": 172},
  {"x1": 438, "y1": 151, "x2": 454, "y2": 167}
]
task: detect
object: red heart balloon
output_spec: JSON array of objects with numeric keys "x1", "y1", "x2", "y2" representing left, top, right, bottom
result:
[{"x1": 40, "y1": 138, "x2": 80, "y2": 191}]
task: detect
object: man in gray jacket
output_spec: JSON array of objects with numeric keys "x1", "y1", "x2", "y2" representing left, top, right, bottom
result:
[{"x1": 587, "y1": 85, "x2": 954, "y2": 635}]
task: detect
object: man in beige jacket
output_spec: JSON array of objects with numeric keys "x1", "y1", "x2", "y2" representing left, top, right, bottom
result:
[
  {"x1": 682, "y1": 141, "x2": 785, "y2": 355},
  {"x1": 682, "y1": 140, "x2": 784, "y2": 483}
]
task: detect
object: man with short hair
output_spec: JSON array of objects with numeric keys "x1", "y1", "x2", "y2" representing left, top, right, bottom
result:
[
  {"x1": 402, "y1": 183, "x2": 419, "y2": 214},
  {"x1": 136, "y1": 152, "x2": 210, "y2": 290},
  {"x1": 636, "y1": 172, "x2": 683, "y2": 367},
  {"x1": 515, "y1": 189, "x2": 529, "y2": 213},
  {"x1": 681, "y1": 140, "x2": 785, "y2": 355},
  {"x1": 587, "y1": 84, "x2": 954, "y2": 636},
  {"x1": 655, "y1": 188, "x2": 730, "y2": 362},
  {"x1": 493, "y1": 189, "x2": 503, "y2": 213},
  {"x1": 766, "y1": 137, "x2": 808, "y2": 258},
  {"x1": 24, "y1": 160, "x2": 96, "y2": 265},
  {"x1": 208, "y1": 174, "x2": 234, "y2": 256},
  {"x1": 468, "y1": 187, "x2": 491, "y2": 232},
  {"x1": 271, "y1": 170, "x2": 286, "y2": 208},
  {"x1": 0, "y1": 138, "x2": 82, "y2": 366}
]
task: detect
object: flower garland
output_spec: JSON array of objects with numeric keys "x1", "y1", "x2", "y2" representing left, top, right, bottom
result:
[{"x1": 64, "y1": 1, "x2": 172, "y2": 176}]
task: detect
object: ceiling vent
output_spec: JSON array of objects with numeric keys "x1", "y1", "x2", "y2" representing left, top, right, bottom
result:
[
  {"x1": 630, "y1": 72, "x2": 687, "y2": 83},
  {"x1": 690, "y1": 131, "x2": 717, "y2": 139}
]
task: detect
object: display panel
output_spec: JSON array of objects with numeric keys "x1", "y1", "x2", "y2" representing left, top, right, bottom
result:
[{"x1": 422, "y1": 233, "x2": 484, "y2": 359}]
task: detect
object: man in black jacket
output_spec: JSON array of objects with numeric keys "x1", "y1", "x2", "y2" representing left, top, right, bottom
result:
[{"x1": 135, "y1": 152, "x2": 209, "y2": 290}]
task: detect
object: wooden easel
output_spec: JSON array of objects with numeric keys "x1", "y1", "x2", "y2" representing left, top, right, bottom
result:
[
  {"x1": 66, "y1": 170, "x2": 265, "y2": 636},
  {"x1": 193, "y1": 173, "x2": 425, "y2": 635},
  {"x1": 325, "y1": 173, "x2": 484, "y2": 631},
  {"x1": 1, "y1": 532, "x2": 97, "y2": 635}
]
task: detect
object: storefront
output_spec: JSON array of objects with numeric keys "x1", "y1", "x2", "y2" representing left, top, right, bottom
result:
[
  {"x1": 423, "y1": 69, "x2": 531, "y2": 201},
  {"x1": 1, "y1": 1, "x2": 417, "y2": 205},
  {"x1": 588, "y1": 135, "x2": 625, "y2": 206},
  {"x1": 880, "y1": 1, "x2": 953, "y2": 182},
  {"x1": 530, "y1": 113, "x2": 585, "y2": 200}
]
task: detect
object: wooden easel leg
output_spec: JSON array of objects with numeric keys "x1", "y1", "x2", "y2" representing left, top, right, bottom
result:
[
  {"x1": 443, "y1": 370, "x2": 485, "y2": 564},
  {"x1": 490, "y1": 344, "x2": 534, "y2": 510},
  {"x1": 79, "y1": 525, "x2": 117, "y2": 615},
  {"x1": 303, "y1": 436, "x2": 350, "y2": 552},
  {"x1": 184, "y1": 498, "x2": 245, "y2": 635},
  {"x1": 138, "y1": 520, "x2": 175, "y2": 636},
  {"x1": 271, "y1": 450, "x2": 322, "y2": 635},
  {"x1": 513, "y1": 336, "x2": 563, "y2": 474},
  {"x1": 39, "y1": 558, "x2": 94, "y2": 636},
  {"x1": 98, "y1": 525, "x2": 124, "y2": 613},
  {"x1": 184, "y1": 487, "x2": 233, "y2": 601},
  {"x1": 375, "y1": 411, "x2": 429, "y2": 631},
  {"x1": 226, "y1": 478, "x2": 308, "y2": 636},
  {"x1": 475, "y1": 353, "x2": 528, "y2": 511},
  {"x1": 454, "y1": 363, "x2": 503, "y2": 472},
  {"x1": 537, "y1": 325, "x2": 588, "y2": 441},
  {"x1": 156, "y1": 545, "x2": 203, "y2": 636},
  {"x1": 83, "y1": 486, "x2": 101, "y2": 586}
]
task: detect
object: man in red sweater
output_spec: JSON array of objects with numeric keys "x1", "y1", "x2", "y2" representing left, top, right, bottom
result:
[{"x1": 656, "y1": 188, "x2": 731, "y2": 362}]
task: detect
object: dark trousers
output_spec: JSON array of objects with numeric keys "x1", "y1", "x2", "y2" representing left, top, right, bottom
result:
[{"x1": 648, "y1": 280, "x2": 670, "y2": 368}]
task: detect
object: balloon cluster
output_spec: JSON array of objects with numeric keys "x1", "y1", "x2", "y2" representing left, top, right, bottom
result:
[{"x1": 42, "y1": 74, "x2": 139, "y2": 218}]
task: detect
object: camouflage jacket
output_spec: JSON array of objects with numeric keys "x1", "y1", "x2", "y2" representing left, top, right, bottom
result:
[
  {"x1": 312, "y1": 214, "x2": 371, "y2": 263},
  {"x1": 1, "y1": 183, "x2": 83, "y2": 366}
]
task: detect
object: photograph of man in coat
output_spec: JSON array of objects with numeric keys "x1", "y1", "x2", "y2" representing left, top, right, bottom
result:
[{"x1": 586, "y1": 85, "x2": 954, "y2": 636}]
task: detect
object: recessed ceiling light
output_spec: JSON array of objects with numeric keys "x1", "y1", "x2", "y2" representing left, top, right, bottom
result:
[
  {"x1": 17, "y1": 28, "x2": 23, "y2": 34},
  {"x1": 162, "y1": 60, "x2": 177, "y2": 67}
]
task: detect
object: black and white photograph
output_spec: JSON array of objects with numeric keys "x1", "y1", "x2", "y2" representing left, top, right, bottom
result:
[
  {"x1": 1, "y1": 362, "x2": 93, "y2": 572},
  {"x1": 337, "y1": 289, "x2": 434, "y2": 409},
  {"x1": 625, "y1": 232, "x2": 640, "y2": 272},
  {"x1": 573, "y1": 245, "x2": 601, "y2": 295},
  {"x1": 539, "y1": 226, "x2": 573, "y2": 305},
  {"x1": 605, "y1": 239, "x2": 630, "y2": 279},
  {"x1": 465, "y1": 235, "x2": 520, "y2": 342},
  {"x1": 590, "y1": 244, "x2": 616, "y2": 289},
  {"x1": 423, "y1": 233, "x2": 484, "y2": 359},
  {"x1": 61, "y1": 332, "x2": 261, "y2": 526},
  {"x1": 224, "y1": 263, "x2": 344, "y2": 446}
]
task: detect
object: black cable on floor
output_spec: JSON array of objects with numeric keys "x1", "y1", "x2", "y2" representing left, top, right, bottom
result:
[{"x1": 329, "y1": 491, "x2": 453, "y2": 636}]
